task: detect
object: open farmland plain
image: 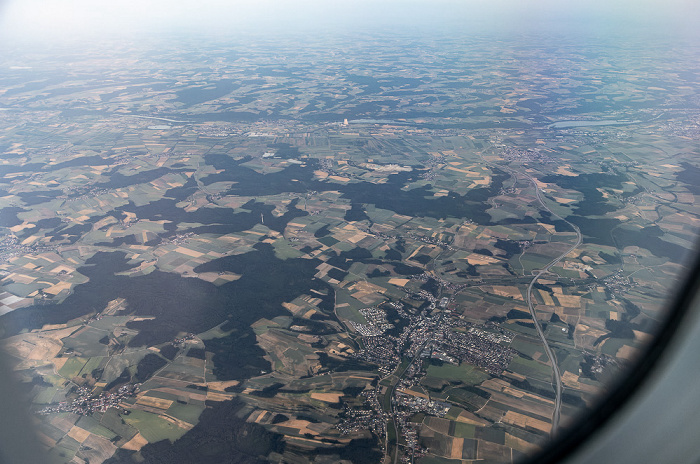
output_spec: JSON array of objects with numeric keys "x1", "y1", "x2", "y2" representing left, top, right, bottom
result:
[{"x1": 0, "y1": 33, "x2": 699, "y2": 464}]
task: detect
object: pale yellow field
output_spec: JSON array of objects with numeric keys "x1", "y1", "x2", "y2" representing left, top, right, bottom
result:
[
  {"x1": 136, "y1": 395, "x2": 173, "y2": 410},
  {"x1": 346, "y1": 232, "x2": 369, "y2": 243},
  {"x1": 561, "y1": 371, "x2": 581, "y2": 389},
  {"x1": 160, "y1": 414, "x2": 195, "y2": 430},
  {"x1": 502, "y1": 410, "x2": 551, "y2": 433},
  {"x1": 396, "y1": 388, "x2": 429, "y2": 399},
  {"x1": 539, "y1": 289, "x2": 554, "y2": 306},
  {"x1": 174, "y1": 246, "x2": 204, "y2": 258},
  {"x1": 43, "y1": 281, "x2": 72, "y2": 295},
  {"x1": 451, "y1": 437, "x2": 464, "y2": 459},
  {"x1": 488, "y1": 285, "x2": 523, "y2": 300},
  {"x1": 207, "y1": 391, "x2": 232, "y2": 402},
  {"x1": 554, "y1": 166, "x2": 578, "y2": 176},
  {"x1": 466, "y1": 254, "x2": 499, "y2": 265},
  {"x1": 67, "y1": 426, "x2": 91, "y2": 443},
  {"x1": 121, "y1": 433, "x2": 149, "y2": 451},
  {"x1": 310, "y1": 392, "x2": 342, "y2": 402},
  {"x1": 456, "y1": 410, "x2": 490, "y2": 426},
  {"x1": 555, "y1": 294, "x2": 581, "y2": 307},
  {"x1": 3, "y1": 333, "x2": 64, "y2": 368}
]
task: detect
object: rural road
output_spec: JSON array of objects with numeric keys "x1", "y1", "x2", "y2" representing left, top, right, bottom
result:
[{"x1": 520, "y1": 170, "x2": 583, "y2": 435}]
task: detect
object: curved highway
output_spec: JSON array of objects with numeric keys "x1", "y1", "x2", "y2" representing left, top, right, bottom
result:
[{"x1": 520, "y1": 170, "x2": 583, "y2": 435}]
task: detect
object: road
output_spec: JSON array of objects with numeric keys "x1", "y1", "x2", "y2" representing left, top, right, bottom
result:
[
  {"x1": 520, "y1": 170, "x2": 583, "y2": 436},
  {"x1": 386, "y1": 327, "x2": 442, "y2": 464},
  {"x1": 388, "y1": 360, "x2": 409, "y2": 464},
  {"x1": 383, "y1": 244, "x2": 450, "y2": 463}
]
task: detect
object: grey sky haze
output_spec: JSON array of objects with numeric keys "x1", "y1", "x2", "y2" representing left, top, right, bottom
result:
[{"x1": 0, "y1": 0, "x2": 698, "y2": 46}]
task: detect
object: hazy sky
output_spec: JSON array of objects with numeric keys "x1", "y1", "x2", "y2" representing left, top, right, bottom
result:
[{"x1": 0, "y1": 0, "x2": 698, "y2": 45}]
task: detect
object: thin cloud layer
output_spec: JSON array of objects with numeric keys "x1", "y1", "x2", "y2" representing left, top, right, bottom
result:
[{"x1": 0, "y1": 0, "x2": 697, "y2": 46}]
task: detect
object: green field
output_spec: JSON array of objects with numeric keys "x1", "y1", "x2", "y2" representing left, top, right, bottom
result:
[
  {"x1": 1, "y1": 26, "x2": 697, "y2": 464},
  {"x1": 425, "y1": 363, "x2": 489, "y2": 385},
  {"x1": 272, "y1": 238, "x2": 305, "y2": 259},
  {"x1": 76, "y1": 416, "x2": 119, "y2": 440},
  {"x1": 510, "y1": 337, "x2": 544, "y2": 358},
  {"x1": 167, "y1": 403, "x2": 205, "y2": 425},
  {"x1": 335, "y1": 297, "x2": 366, "y2": 323},
  {"x1": 453, "y1": 422, "x2": 476, "y2": 438},
  {"x1": 58, "y1": 357, "x2": 87, "y2": 379},
  {"x1": 123, "y1": 409, "x2": 187, "y2": 443},
  {"x1": 33, "y1": 387, "x2": 60, "y2": 404},
  {"x1": 78, "y1": 356, "x2": 104, "y2": 377},
  {"x1": 509, "y1": 356, "x2": 553, "y2": 381}
]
